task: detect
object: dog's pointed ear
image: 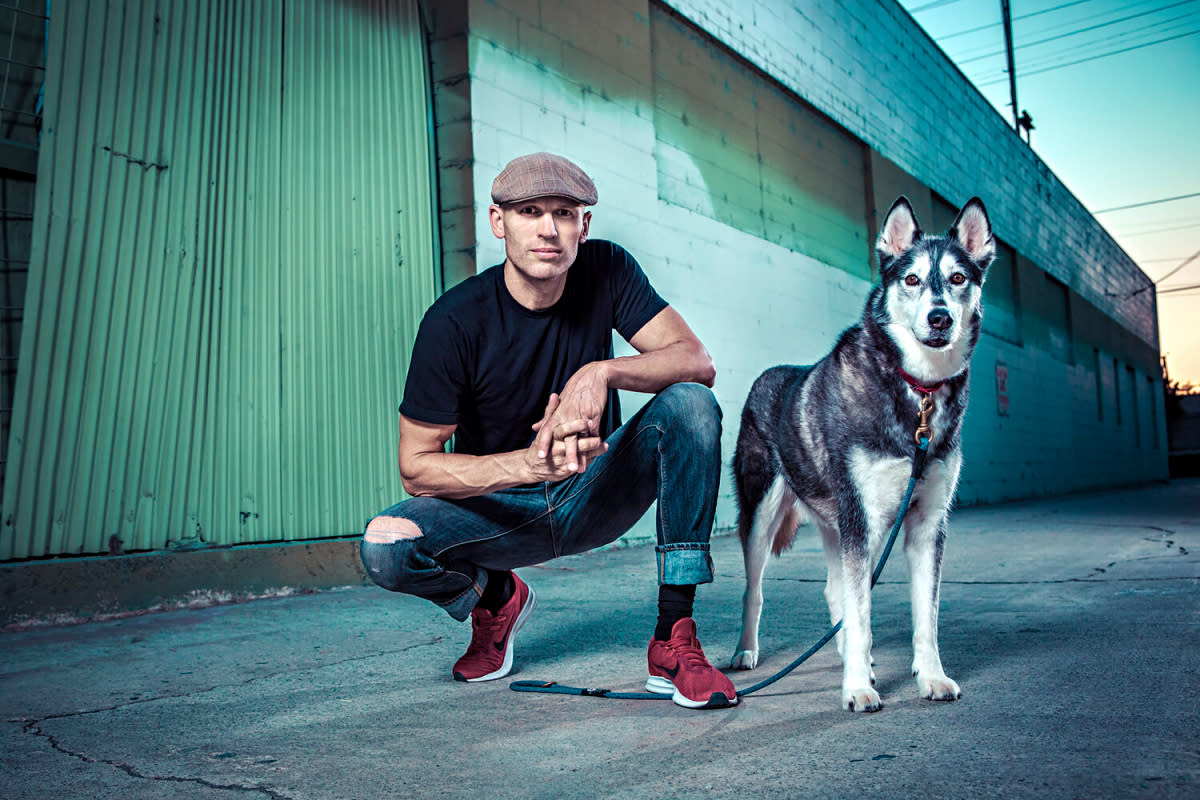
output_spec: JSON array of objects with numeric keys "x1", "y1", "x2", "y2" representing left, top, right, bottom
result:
[
  {"x1": 876, "y1": 197, "x2": 922, "y2": 266},
  {"x1": 949, "y1": 197, "x2": 995, "y2": 269}
]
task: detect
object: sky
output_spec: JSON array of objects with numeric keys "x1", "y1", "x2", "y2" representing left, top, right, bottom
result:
[{"x1": 896, "y1": 0, "x2": 1200, "y2": 388}]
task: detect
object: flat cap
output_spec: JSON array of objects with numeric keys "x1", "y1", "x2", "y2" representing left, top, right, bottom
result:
[{"x1": 491, "y1": 152, "x2": 598, "y2": 206}]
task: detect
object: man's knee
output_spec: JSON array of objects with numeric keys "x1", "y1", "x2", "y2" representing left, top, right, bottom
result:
[
  {"x1": 654, "y1": 382, "x2": 722, "y2": 438},
  {"x1": 361, "y1": 516, "x2": 424, "y2": 592},
  {"x1": 364, "y1": 515, "x2": 423, "y2": 543}
]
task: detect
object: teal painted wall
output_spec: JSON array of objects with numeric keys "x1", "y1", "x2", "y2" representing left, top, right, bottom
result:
[{"x1": 429, "y1": 0, "x2": 1167, "y2": 546}]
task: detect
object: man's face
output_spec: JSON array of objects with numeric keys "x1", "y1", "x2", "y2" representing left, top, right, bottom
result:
[{"x1": 490, "y1": 196, "x2": 591, "y2": 283}]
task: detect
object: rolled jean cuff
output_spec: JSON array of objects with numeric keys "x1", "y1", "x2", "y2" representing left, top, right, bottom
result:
[
  {"x1": 656, "y1": 544, "x2": 713, "y2": 586},
  {"x1": 443, "y1": 583, "x2": 483, "y2": 622}
]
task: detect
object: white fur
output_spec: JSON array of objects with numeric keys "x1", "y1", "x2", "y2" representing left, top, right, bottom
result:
[
  {"x1": 732, "y1": 475, "x2": 800, "y2": 670},
  {"x1": 883, "y1": 250, "x2": 981, "y2": 384},
  {"x1": 829, "y1": 448, "x2": 910, "y2": 710},
  {"x1": 903, "y1": 452, "x2": 963, "y2": 701},
  {"x1": 887, "y1": 318, "x2": 972, "y2": 384}
]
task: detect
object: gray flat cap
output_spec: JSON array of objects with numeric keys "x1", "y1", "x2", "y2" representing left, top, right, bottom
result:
[{"x1": 491, "y1": 152, "x2": 598, "y2": 206}]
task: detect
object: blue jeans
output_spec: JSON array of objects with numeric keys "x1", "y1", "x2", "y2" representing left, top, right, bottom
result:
[{"x1": 360, "y1": 383, "x2": 722, "y2": 620}]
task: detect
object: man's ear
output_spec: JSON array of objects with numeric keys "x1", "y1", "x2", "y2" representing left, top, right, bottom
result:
[
  {"x1": 579, "y1": 209, "x2": 591, "y2": 243},
  {"x1": 489, "y1": 204, "x2": 505, "y2": 240}
]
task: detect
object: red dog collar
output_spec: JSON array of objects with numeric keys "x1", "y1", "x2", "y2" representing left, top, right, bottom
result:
[{"x1": 898, "y1": 368, "x2": 945, "y2": 395}]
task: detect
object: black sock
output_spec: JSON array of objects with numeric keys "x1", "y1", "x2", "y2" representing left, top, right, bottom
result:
[
  {"x1": 655, "y1": 584, "x2": 696, "y2": 640},
  {"x1": 477, "y1": 570, "x2": 514, "y2": 612}
]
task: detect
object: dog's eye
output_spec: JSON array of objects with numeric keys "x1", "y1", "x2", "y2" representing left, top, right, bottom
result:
[
  {"x1": 950, "y1": 272, "x2": 967, "y2": 285},
  {"x1": 904, "y1": 274, "x2": 920, "y2": 287}
]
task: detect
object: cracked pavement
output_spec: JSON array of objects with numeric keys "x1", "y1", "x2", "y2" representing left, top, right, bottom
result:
[{"x1": 2, "y1": 479, "x2": 1197, "y2": 800}]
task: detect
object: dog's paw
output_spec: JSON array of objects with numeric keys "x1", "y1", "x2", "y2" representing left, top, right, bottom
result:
[
  {"x1": 916, "y1": 673, "x2": 962, "y2": 702},
  {"x1": 842, "y1": 686, "x2": 883, "y2": 713},
  {"x1": 730, "y1": 649, "x2": 758, "y2": 670}
]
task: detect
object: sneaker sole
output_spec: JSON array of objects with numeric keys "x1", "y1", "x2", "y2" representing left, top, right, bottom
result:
[
  {"x1": 458, "y1": 584, "x2": 537, "y2": 683},
  {"x1": 645, "y1": 674, "x2": 738, "y2": 709}
]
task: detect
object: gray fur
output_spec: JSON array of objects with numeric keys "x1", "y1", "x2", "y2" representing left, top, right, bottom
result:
[{"x1": 731, "y1": 196, "x2": 995, "y2": 712}]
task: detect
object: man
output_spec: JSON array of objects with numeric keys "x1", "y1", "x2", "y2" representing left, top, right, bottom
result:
[{"x1": 361, "y1": 153, "x2": 737, "y2": 709}]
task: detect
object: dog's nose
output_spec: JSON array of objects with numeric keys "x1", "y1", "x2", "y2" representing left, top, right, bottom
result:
[{"x1": 927, "y1": 308, "x2": 952, "y2": 331}]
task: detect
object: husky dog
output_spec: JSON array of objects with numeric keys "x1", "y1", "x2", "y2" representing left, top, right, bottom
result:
[{"x1": 730, "y1": 196, "x2": 994, "y2": 712}]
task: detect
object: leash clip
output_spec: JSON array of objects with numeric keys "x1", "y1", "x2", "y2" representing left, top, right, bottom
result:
[{"x1": 914, "y1": 394, "x2": 935, "y2": 445}]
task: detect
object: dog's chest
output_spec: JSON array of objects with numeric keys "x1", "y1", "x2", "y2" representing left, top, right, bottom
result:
[{"x1": 847, "y1": 448, "x2": 912, "y2": 528}]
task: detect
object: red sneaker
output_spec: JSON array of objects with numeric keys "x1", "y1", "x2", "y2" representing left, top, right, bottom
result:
[
  {"x1": 452, "y1": 574, "x2": 535, "y2": 682},
  {"x1": 646, "y1": 618, "x2": 739, "y2": 708}
]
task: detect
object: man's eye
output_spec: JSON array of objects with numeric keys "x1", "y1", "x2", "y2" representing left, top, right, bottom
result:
[{"x1": 904, "y1": 274, "x2": 920, "y2": 287}]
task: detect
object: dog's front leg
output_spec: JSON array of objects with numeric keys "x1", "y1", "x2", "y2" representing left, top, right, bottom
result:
[
  {"x1": 837, "y1": 494, "x2": 881, "y2": 712},
  {"x1": 905, "y1": 506, "x2": 962, "y2": 702}
]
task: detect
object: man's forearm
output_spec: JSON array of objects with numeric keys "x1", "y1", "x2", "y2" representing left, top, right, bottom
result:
[
  {"x1": 604, "y1": 337, "x2": 716, "y2": 394},
  {"x1": 401, "y1": 449, "x2": 532, "y2": 499}
]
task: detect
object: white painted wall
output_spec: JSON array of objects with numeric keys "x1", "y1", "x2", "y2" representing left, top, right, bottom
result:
[{"x1": 446, "y1": 0, "x2": 1167, "y2": 545}]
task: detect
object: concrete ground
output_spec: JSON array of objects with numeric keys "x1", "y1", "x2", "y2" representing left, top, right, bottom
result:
[{"x1": 2, "y1": 480, "x2": 1197, "y2": 800}]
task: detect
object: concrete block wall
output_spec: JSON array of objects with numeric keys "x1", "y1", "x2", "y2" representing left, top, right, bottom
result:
[
  {"x1": 433, "y1": 0, "x2": 872, "y2": 540},
  {"x1": 962, "y1": 336, "x2": 1165, "y2": 505},
  {"x1": 424, "y1": 0, "x2": 1167, "y2": 545},
  {"x1": 662, "y1": 0, "x2": 1158, "y2": 351}
]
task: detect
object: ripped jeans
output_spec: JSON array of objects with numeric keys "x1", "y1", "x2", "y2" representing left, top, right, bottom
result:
[{"x1": 359, "y1": 382, "x2": 722, "y2": 620}]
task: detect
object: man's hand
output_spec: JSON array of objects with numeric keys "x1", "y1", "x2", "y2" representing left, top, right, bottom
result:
[
  {"x1": 532, "y1": 362, "x2": 610, "y2": 474},
  {"x1": 527, "y1": 392, "x2": 608, "y2": 480}
]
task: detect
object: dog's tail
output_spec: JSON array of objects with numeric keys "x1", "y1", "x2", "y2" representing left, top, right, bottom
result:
[
  {"x1": 735, "y1": 472, "x2": 806, "y2": 555},
  {"x1": 770, "y1": 502, "x2": 805, "y2": 556},
  {"x1": 734, "y1": 365, "x2": 812, "y2": 551}
]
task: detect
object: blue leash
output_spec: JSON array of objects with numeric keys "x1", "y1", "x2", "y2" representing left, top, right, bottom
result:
[{"x1": 509, "y1": 434, "x2": 932, "y2": 701}]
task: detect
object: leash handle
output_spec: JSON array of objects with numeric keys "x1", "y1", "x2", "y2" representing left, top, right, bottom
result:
[{"x1": 509, "y1": 680, "x2": 668, "y2": 700}]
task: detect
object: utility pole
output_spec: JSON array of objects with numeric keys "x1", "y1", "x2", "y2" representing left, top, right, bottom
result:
[{"x1": 1001, "y1": 0, "x2": 1019, "y2": 130}]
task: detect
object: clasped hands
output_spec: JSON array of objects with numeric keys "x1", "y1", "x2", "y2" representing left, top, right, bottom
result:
[{"x1": 526, "y1": 362, "x2": 610, "y2": 482}]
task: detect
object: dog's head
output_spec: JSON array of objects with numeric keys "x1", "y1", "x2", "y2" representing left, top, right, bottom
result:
[{"x1": 874, "y1": 197, "x2": 995, "y2": 376}]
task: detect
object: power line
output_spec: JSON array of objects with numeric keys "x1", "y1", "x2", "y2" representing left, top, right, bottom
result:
[
  {"x1": 1158, "y1": 287, "x2": 1200, "y2": 297},
  {"x1": 977, "y1": 28, "x2": 1200, "y2": 84},
  {"x1": 1119, "y1": 222, "x2": 1200, "y2": 238},
  {"x1": 1158, "y1": 282, "x2": 1200, "y2": 293},
  {"x1": 1093, "y1": 192, "x2": 1200, "y2": 214},
  {"x1": 1001, "y1": 11, "x2": 1200, "y2": 75},
  {"x1": 1152, "y1": 248, "x2": 1200, "y2": 285},
  {"x1": 957, "y1": 0, "x2": 1196, "y2": 64},
  {"x1": 1015, "y1": 0, "x2": 1191, "y2": 44},
  {"x1": 968, "y1": 15, "x2": 1200, "y2": 81},
  {"x1": 940, "y1": 0, "x2": 1095, "y2": 40},
  {"x1": 908, "y1": 0, "x2": 965, "y2": 13}
]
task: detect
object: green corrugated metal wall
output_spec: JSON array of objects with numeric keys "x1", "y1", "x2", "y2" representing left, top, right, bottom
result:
[{"x1": 1, "y1": 0, "x2": 437, "y2": 560}]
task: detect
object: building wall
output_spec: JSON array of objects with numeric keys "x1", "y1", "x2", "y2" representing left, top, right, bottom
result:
[
  {"x1": 2, "y1": 0, "x2": 439, "y2": 560},
  {"x1": 2, "y1": 0, "x2": 1166, "y2": 563},
  {"x1": 432, "y1": 0, "x2": 1167, "y2": 543},
  {"x1": 0, "y1": 3, "x2": 44, "y2": 503},
  {"x1": 663, "y1": 0, "x2": 1158, "y2": 352}
]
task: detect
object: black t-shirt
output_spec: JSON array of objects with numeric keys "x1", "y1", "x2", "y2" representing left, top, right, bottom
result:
[{"x1": 399, "y1": 239, "x2": 668, "y2": 456}]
